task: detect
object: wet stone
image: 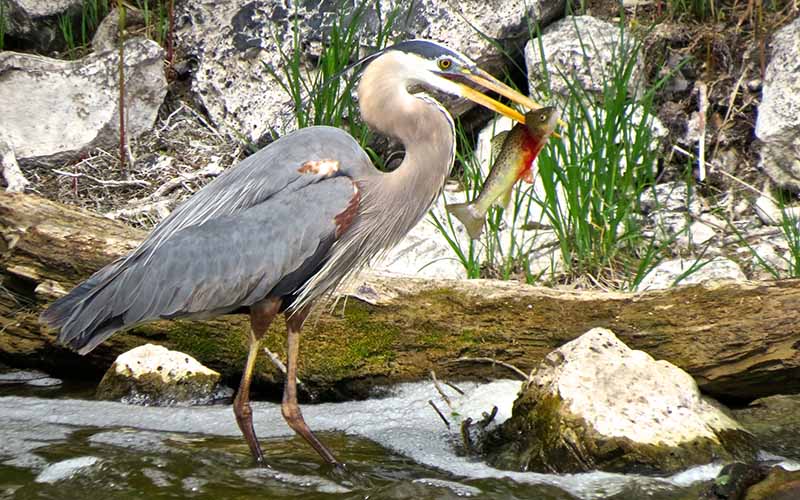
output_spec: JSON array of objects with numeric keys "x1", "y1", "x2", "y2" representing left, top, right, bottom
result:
[
  {"x1": 34, "y1": 456, "x2": 101, "y2": 484},
  {"x1": 0, "y1": 369, "x2": 51, "y2": 384}
]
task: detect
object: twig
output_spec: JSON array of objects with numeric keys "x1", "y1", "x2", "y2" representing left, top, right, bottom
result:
[
  {"x1": 444, "y1": 381, "x2": 464, "y2": 395},
  {"x1": 52, "y1": 169, "x2": 150, "y2": 187},
  {"x1": 262, "y1": 347, "x2": 307, "y2": 394},
  {"x1": 452, "y1": 357, "x2": 529, "y2": 381},
  {"x1": 105, "y1": 199, "x2": 173, "y2": 220},
  {"x1": 671, "y1": 145, "x2": 779, "y2": 205},
  {"x1": 460, "y1": 417, "x2": 473, "y2": 453},
  {"x1": 148, "y1": 163, "x2": 223, "y2": 199},
  {"x1": 695, "y1": 81, "x2": 708, "y2": 182},
  {"x1": 479, "y1": 406, "x2": 498, "y2": 429},
  {"x1": 428, "y1": 400, "x2": 450, "y2": 429},
  {"x1": 117, "y1": 0, "x2": 126, "y2": 172},
  {"x1": 430, "y1": 370, "x2": 452, "y2": 408}
]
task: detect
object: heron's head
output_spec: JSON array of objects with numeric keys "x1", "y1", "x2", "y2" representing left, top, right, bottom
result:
[{"x1": 359, "y1": 39, "x2": 549, "y2": 126}]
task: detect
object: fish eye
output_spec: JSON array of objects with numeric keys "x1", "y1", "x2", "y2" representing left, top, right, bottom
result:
[{"x1": 437, "y1": 58, "x2": 453, "y2": 70}]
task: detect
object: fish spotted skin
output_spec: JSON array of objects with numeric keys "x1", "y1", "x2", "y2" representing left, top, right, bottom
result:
[{"x1": 447, "y1": 106, "x2": 559, "y2": 240}]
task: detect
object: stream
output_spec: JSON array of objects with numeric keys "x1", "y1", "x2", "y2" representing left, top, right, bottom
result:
[{"x1": 1, "y1": 378, "x2": 797, "y2": 499}]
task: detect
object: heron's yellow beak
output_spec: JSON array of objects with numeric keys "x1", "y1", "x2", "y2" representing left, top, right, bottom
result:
[{"x1": 456, "y1": 68, "x2": 567, "y2": 136}]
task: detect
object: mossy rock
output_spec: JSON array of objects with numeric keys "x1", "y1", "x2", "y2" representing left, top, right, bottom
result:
[
  {"x1": 96, "y1": 344, "x2": 225, "y2": 406},
  {"x1": 483, "y1": 328, "x2": 758, "y2": 473}
]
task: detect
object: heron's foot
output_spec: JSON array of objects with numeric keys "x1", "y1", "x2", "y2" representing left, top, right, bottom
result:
[{"x1": 327, "y1": 461, "x2": 374, "y2": 489}]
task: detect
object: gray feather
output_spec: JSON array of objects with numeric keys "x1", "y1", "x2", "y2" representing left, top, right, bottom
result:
[{"x1": 43, "y1": 126, "x2": 372, "y2": 352}]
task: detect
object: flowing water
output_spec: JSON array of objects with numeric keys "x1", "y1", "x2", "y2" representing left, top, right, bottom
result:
[{"x1": 0, "y1": 378, "x2": 796, "y2": 499}]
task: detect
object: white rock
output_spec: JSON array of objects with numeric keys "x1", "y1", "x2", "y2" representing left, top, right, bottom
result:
[
  {"x1": 175, "y1": 0, "x2": 564, "y2": 142},
  {"x1": 637, "y1": 257, "x2": 746, "y2": 291},
  {"x1": 754, "y1": 194, "x2": 800, "y2": 226},
  {"x1": 0, "y1": 38, "x2": 167, "y2": 165},
  {"x1": 525, "y1": 16, "x2": 645, "y2": 99},
  {"x1": 533, "y1": 328, "x2": 745, "y2": 447},
  {"x1": 641, "y1": 182, "x2": 702, "y2": 216},
  {"x1": 373, "y1": 191, "x2": 469, "y2": 279},
  {"x1": 755, "y1": 16, "x2": 800, "y2": 192},
  {"x1": 35, "y1": 456, "x2": 101, "y2": 484},
  {"x1": 97, "y1": 344, "x2": 223, "y2": 406}
]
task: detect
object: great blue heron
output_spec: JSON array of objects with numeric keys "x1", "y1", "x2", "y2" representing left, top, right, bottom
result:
[{"x1": 40, "y1": 39, "x2": 543, "y2": 468}]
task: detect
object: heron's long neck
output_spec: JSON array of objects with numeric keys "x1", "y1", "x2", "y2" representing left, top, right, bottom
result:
[{"x1": 357, "y1": 57, "x2": 455, "y2": 230}]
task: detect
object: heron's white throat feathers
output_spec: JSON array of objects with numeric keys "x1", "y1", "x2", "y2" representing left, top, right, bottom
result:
[{"x1": 290, "y1": 50, "x2": 457, "y2": 312}]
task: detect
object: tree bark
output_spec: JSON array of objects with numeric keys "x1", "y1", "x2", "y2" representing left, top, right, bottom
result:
[{"x1": 1, "y1": 192, "x2": 799, "y2": 402}]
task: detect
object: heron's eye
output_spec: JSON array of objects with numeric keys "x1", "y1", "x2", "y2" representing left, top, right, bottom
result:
[{"x1": 437, "y1": 58, "x2": 453, "y2": 70}]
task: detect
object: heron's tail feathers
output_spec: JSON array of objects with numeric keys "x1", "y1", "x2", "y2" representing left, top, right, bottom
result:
[
  {"x1": 446, "y1": 202, "x2": 486, "y2": 240},
  {"x1": 39, "y1": 266, "x2": 129, "y2": 355}
]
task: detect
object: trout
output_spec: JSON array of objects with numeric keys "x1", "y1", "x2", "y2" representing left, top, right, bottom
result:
[{"x1": 447, "y1": 106, "x2": 559, "y2": 239}]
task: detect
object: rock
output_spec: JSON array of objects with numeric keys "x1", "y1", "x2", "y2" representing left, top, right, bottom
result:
[
  {"x1": 744, "y1": 466, "x2": 800, "y2": 500},
  {"x1": 640, "y1": 181, "x2": 718, "y2": 248},
  {"x1": 0, "y1": 136, "x2": 29, "y2": 192},
  {"x1": 2, "y1": 0, "x2": 83, "y2": 52},
  {"x1": 641, "y1": 181, "x2": 703, "y2": 216},
  {"x1": 732, "y1": 395, "x2": 800, "y2": 461},
  {"x1": 0, "y1": 38, "x2": 167, "y2": 166},
  {"x1": 0, "y1": 369, "x2": 51, "y2": 383},
  {"x1": 755, "y1": 16, "x2": 800, "y2": 192},
  {"x1": 96, "y1": 344, "x2": 225, "y2": 406},
  {"x1": 525, "y1": 16, "x2": 645, "y2": 99},
  {"x1": 484, "y1": 328, "x2": 757, "y2": 473},
  {"x1": 373, "y1": 191, "x2": 469, "y2": 279},
  {"x1": 637, "y1": 257, "x2": 746, "y2": 291},
  {"x1": 702, "y1": 462, "x2": 770, "y2": 500},
  {"x1": 35, "y1": 456, "x2": 101, "y2": 483},
  {"x1": 753, "y1": 195, "x2": 800, "y2": 226},
  {"x1": 175, "y1": 0, "x2": 564, "y2": 142}
]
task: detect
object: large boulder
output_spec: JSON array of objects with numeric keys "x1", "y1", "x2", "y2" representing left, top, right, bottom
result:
[
  {"x1": 755, "y1": 16, "x2": 800, "y2": 192},
  {"x1": 174, "y1": 0, "x2": 565, "y2": 143},
  {"x1": 96, "y1": 344, "x2": 227, "y2": 406},
  {"x1": 0, "y1": 37, "x2": 167, "y2": 166},
  {"x1": 525, "y1": 15, "x2": 645, "y2": 99},
  {"x1": 484, "y1": 328, "x2": 757, "y2": 473},
  {"x1": 1, "y1": 0, "x2": 83, "y2": 52}
]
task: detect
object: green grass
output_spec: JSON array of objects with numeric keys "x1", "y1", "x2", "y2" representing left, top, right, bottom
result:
[
  {"x1": 0, "y1": 0, "x2": 6, "y2": 51},
  {"x1": 531, "y1": 19, "x2": 679, "y2": 289},
  {"x1": 734, "y1": 196, "x2": 800, "y2": 279},
  {"x1": 430, "y1": 17, "x2": 677, "y2": 288},
  {"x1": 267, "y1": 0, "x2": 401, "y2": 155},
  {"x1": 56, "y1": 0, "x2": 174, "y2": 59}
]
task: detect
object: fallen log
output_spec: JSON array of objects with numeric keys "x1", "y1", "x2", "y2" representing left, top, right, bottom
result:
[{"x1": 1, "y1": 192, "x2": 799, "y2": 402}]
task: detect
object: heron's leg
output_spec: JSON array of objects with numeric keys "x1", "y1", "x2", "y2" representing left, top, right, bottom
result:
[
  {"x1": 234, "y1": 297, "x2": 281, "y2": 464},
  {"x1": 282, "y1": 306, "x2": 341, "y2": 466}
]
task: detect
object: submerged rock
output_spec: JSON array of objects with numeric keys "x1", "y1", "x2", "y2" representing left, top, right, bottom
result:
[
  {"x1": 744, "y1": 466, "x2": 800, "y2": 500},
  {"x1": 34, "y1": 456, "x2": 101, "y2": 484},
  {"x1": 701, "y1": 462, "x2": 769, "y2": 500},
  {"x1": 96, "y1": 344, "x2": 225, "y2": 406},
  {"x1": 484, "y1": 328, "x2": 757, "y2": 473}
]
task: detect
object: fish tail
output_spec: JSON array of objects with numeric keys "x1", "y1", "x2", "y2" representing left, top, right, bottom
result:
[{"x1": 446, "y1": 203, "x2": 486, "y2": 240}]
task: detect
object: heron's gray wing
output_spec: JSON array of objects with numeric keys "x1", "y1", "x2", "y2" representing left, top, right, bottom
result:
[
  {"x1": 137, "y1": 126, "x2": 371, "y2": 262},
  {"x1": 62, "y1": 176, "x2": 357, "y2": 353}
]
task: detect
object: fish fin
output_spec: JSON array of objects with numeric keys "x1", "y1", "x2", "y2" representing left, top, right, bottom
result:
[
  {"x1": 521, "y1": 169, "x2": 534, "y2": 184},
  {"x1": 490, "y1": 131, "x2": 510, "y2": 160},
  {"x1": 446, "y1": 203, "x2": 486, "y2": 240}
]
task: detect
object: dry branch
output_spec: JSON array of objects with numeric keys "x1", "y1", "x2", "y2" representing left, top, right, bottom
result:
[{"x1": 1, "y1": 192, "x2": 800, "y2": 401}]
